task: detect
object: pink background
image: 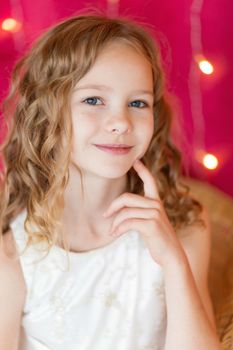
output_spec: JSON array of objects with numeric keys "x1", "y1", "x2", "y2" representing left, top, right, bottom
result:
[{"x1": 0, "y1": 0, "x2": 232, "y2": 197}]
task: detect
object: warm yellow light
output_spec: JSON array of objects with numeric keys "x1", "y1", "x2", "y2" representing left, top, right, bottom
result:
[
  {"x1": 1, "y1": 18, "x2": 21, "y2": 32},
  {"x1": 203, "y1": 153, "x2": 219, "y2": 170},
  {"x1": 199, "y1": 60, "x2": 214, "y2": 75}
]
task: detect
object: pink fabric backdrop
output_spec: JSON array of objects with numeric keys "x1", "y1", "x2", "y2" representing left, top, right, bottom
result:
[{"x1": 0, "y1": 0, "x2": 232, "y2": 196}]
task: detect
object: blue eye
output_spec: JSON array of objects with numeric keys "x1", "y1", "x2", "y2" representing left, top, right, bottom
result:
[
  {"x1": 130, "y1": 100, "x2": 148, "y2": 108},
  {"x1": 82, "y1": 97, "x2": 149, "y2": 108},
  {"x1": 83, "y1": 97, "x2": 102, "y2": 105}
]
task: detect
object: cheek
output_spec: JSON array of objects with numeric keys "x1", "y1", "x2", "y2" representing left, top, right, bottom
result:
[
  {"x1": 141, "y1": 116, "x2": 154, "y2": 145},
  {"x1": 144, "y1": 128, "x2": 154, "y2": 152},
  {"x1": 135, "y1": 118, "x2": 154, "y2": 158},
  {"x1": 72, "y1": 116, "x2": 97, "y2": 142},
  {"x1": 147, "y1": 116, "x2": 154, "y2": 138}
]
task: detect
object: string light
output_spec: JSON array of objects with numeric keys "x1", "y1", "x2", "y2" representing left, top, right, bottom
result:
[
  {"x1": 1, "y1": 18, "x2": 21, "y2": 33},
  {"x1": 202, "y1": 153, "x2": 219, "y2": 170},
  {"x1": 195, "y1": 150, "x2": 219, "y2": 170},
  {"x1": 198, "y1": 59, "x2": 214, "y2": 75},
  {"x1": 189, "y1": 0, "x2": 219, "y2": 175},
  {"x1": 5, "y1": 0, "x2": 26, "y2": 53},
  {"x1": 189, "y1": 0, "x2": 206, "y2": 174}
]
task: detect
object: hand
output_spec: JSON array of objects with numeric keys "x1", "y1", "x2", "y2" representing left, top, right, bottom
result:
[{"x1": 103, "y1": 159, "x2": 185, "y2": 267}]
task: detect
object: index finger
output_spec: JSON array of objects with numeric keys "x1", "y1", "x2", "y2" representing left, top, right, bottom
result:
[{"x1": 133, "y1": 159, "x2": 160, "y2": 200}]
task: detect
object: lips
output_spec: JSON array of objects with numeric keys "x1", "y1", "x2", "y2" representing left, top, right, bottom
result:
[
  {"x1": 94, "y1": 144, "x2": 133, "y2": 148},
  {"x1": 94, "y1": 144, "x2": 134, "y2": 155}
]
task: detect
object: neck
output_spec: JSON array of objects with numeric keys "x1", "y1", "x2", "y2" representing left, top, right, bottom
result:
[{"x1": 60, "y1": 162, "x2": 129, "y2": 244}]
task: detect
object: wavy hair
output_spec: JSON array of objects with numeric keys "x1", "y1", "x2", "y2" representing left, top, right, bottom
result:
[{"x1": 0, "y1": 10, "x2": 204, "y2": 257}]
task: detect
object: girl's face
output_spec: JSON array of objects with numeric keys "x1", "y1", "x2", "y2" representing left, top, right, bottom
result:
[{"x1": 70, "y1": 41, "x2": 154, "y2": 179}]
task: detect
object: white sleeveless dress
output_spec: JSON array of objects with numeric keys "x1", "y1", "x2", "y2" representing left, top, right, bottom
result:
[{"x1": 10, "y1": 209, "x2": 167, "y2": 350}]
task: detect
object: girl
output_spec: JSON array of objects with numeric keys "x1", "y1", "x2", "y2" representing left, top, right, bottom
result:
[{"x1": 0, "y1": 11, "x2": 222, "y2": 350}]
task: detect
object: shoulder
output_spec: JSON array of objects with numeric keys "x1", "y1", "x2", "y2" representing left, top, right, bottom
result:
[
  {"x1": 0, "y1": 230, "x2": 26, "y2": 348},
  {"x1": 0, "y1": 229, "x2": 27, "y2": 299},
  {"x1": 177, "y1": 206, "x2": 211, "y2": 262},
  {"x1": 177, "y1": 206, "x2": 211, "y2": 277}
]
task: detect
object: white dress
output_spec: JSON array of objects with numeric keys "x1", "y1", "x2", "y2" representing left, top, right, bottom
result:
[{"x1": 10, "y1": 209, "x2": 167, "y2": 350}]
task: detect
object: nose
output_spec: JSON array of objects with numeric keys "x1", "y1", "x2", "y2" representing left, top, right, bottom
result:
[{"x1": 104, "y1": 109, "x2": 133, "y2": 134}]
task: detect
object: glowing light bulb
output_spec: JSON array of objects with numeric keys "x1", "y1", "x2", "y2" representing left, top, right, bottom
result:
[
  {"x1": 198, "y1": 60, "x2": 214, "y2": 75},
  {"x1": 203, "y1": 153, "x2": 218, "y2": 170},
  {"x1": 1, "y1": 18, "x2": 21, "y2": 32}
]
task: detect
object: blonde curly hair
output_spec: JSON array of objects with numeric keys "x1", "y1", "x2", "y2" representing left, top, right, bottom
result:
[{"x1": 0, "y1": 10, "x2": 204, "y2": 256}]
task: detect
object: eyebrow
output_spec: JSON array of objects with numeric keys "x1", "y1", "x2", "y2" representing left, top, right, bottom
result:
[{"x1": 74, "y1": 84, "x2": 154, "y2": 97}]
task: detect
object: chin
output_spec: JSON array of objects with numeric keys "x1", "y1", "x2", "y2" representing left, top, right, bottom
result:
[
  {"x1": 99, "y1": 169, "x2": 129, "y2": 179},
  {"x1": 91, "y1": 163, "x2": 132, "y2": 178}
]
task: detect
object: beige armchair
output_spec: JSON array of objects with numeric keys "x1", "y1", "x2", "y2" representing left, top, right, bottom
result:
[{"x1": 183, "y1": 177, "x2": 233, "y2": 349}]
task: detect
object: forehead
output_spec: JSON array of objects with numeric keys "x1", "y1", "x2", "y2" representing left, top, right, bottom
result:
[
  {"x1": 75, "y1": 40, "x2": 154, "y2": 90},
  {"x1": 97, "y1": 39, "x2": 150, "y2": 65}
]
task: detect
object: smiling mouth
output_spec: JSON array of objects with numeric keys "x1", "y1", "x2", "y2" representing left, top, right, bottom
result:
[{"x1": 94, "y1": 144, "x2": 134, "y2": 155}]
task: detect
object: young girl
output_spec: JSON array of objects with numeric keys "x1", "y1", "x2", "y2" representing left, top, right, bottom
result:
[{"x1": 0, "y1": 11, "x2": 222, "y2": 350}]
